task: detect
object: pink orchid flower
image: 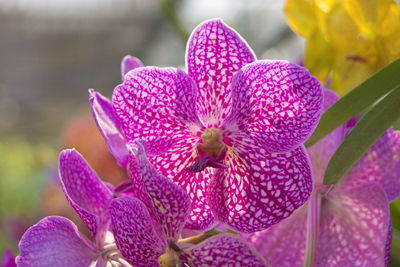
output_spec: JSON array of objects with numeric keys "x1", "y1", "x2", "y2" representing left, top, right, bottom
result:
[
  {"x1": 16, "y1": 150, "x2": 129, "y2": 267},
  {"x1": 246, "y1": 89, "x2": 399, "y2": 266},
  {"x1": 109, "y1": 140, "x2": 268, "y2": 266},
  {"x1": 111, "y1": 19, "x2": 323, "y2": 233}
]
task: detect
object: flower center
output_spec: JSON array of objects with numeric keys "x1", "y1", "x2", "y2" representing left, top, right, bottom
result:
[
  {"x1": 201, "y1": 128, "x2": 222, "y2": 146},
  {"x1": 187, "y1": 128, "x2": 228, "y2": 173},
  {"x1": 198, "y1": 128, "x2": 225, "y2": 158},
  {"x1": 158, "y1": 249, "x2": 179, "y2": 267},
  {"x1": 101, "y1": 243, "x2": 131, "y2": 266}
]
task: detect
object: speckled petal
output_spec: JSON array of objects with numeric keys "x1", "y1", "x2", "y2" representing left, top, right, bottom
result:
[
  {"x1": 89, "y1": 89, "x2": 129, "y2": 168},
  {"x1": 128, "y1": 151, "x2": 154, "y2": 213},
  {"x1": 121, "y1": 55, "x2": 143, "y2": 81},
  {"x1": 341, "y1": 128, "x2": 400, "y2": 202},
  {"x1": 244, "y1": 204, "x2": 308, "y2": 267},
  {"x1": 109, "y1": 197, "x2": 164, "y2": 266},
  {"x1": 315, "y1": 183, "x2": 390, "y2": 266},
  {"x1": 146, "y1": 137, "x2": 216, "y2": 230},
  {"x1": 181, "y1": 234, "x2": 268, "y2": 266},
  {"x1": 224, "y1": 60, "x2": 323, "y2": 153},
  {"x1": 307, "y1": 89, "x2": 345, "y2": 184},
  {"x1": 208, "y1": 134, "x2": 313, "y2": 233},
  {"x1": 59, "y1": 149, "x2": 114, "y2": 238},
  {"x1": 16, "y1": 216, "x2": 98, "y2": 267},
  {"x1": 186, "y1": 19, "x2": 256, "y2": 127},
  {"x1": 112, "y1": 67, "x2": 203, "y2": 152},
  {"x1": 136, "y1": 140, "x2": 191, "y2": 242}
]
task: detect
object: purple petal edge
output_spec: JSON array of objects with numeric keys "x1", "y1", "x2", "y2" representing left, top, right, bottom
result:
[
  {"x1": 186, "y1": 18, "x2": 256, "y2": 127},
  {"x1": 16, "y1": 216, "x2": 98, "y2": 267},
  {"x1": 182, "y1": 234, "x2": 268, "y2": 266},
  {"x1": 342, "y1": 128, "x2": 400, "y2": 202},
  {"x1": 109, "y1": 196, "x2": 164, "y2": 266},
  {"x1": 307, "y1": 89, "x2": 345, "y2": 184},
  {"x1": 89, "y1": 89, "x2": 129, "y2": 168},
  {"x1": 225, "y1": 60, "x2": 323, "y2": 153},
  {"x1": 59, "y1": 149, "x2": 114, "y2": 239},
  {"x1": 2, "y1": 249, "x2": 16, "y2": 267},
  {"x1": 121, "y1": 55, "x2": 144, "y2": 81},
  {"x1": 136, "y1": 140, "x2": 191, "y2": 242}
]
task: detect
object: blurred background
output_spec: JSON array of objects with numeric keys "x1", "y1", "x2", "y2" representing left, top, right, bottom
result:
[{"x1": 2, "y1": 0, "x2": 399, "y2": 266}]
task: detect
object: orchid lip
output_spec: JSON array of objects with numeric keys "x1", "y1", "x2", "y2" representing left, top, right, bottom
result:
[
  {"x1": 186, "y1": 156, "x2": 229, "y2": 173},
  {"x1": 186, "y1": 128, "x2": 229, "y2": 172}
]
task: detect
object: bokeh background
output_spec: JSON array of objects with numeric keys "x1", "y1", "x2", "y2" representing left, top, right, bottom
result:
[{"x1": 1, "y1": 0, "x2": 399, "y2": 266}]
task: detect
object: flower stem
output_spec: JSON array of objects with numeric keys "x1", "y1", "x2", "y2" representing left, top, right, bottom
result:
[
  {"x1": 178, "y1": 228, "x2": 223, "y2": 245},
  {"x1": 303, "y1": 190, "x2": 322, "y2": 267}
]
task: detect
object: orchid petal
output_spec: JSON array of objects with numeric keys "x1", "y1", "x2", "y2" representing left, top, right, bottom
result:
[
  {"x1": 208, "y1": 134, "x2": 313, "y2": 233},
  {"x1": 224, "y1": 60, "x2": 323, "y2": 153},
  {"x1": 341, "y1": 128, "x2": 400, "y2": 202},
  {"x1": 16, "y1": 216, "x2": 98, "y2": 267},
  {"x1": 247, "y1": 183, "x2": 391, "y2": 266},
  {"x1": 244, "y1": 204, "x2": 308, "y2": 267},
  {"x1": 182, "y1": 234, "x2": 267, "y2": 266},
  {"x1": 136, "y1": 140, "x2": 191, "y2": 242},
  {"x1": 1, "y1": 248, "x2": 16, "y2": 267},
  {"x1": 308, "y1": 89, "x2": 345, "y2": 184},
  {"x1": 315, "y1": 183, "x2": 390, "y2": 266},
  {"x1": 89, "y1": 89, "x2": 129, "y2": 168},
  {"x1": 127, "y1": 151, "x2": 155, "y2": 214},
  {"x1": 59, "y1": 149, "x2": 113, "y2": 238},
  {"x1": 120, "y1": 55, "x2": 143, "y2": 81},
  {"x1": 109, "y1": 197, "x2": 165, "y2": 266},
  {"x1": 112, "y1": 67, "x2": 203, "y2": 152},
  {"x1": 145, "y1": 137, "x2": 216, "y2": 230},
  {"x1": 113, "y1": 180, "x2": 133, "y2": 196},
  {"x1": 186, "y1": 19, "x2": 256, "y2": 127}
]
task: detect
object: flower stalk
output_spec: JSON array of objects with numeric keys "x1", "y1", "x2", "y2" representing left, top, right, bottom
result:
[
  {"x1": 303, "y1": 189, "x2": 322, "y2": 267},
  {"x1": 178, "y1": 228, "x2": 223, "y2": 245}
]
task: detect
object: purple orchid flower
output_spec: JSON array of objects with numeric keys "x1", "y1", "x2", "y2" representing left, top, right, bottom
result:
[
  {"x1": 16, "y1": 149, "x2": 130, "y2": 266},
  {"x1": 112, "y1": 18, "x2": 323, "y2": 232},
  {"x1": 109, "y1": 140, "x2": 268, "y2": 266},
  {"x1": 89, "y1": 55, "x2": 144, "y2": 169},
  {"x1": 246, "y1": 89, "x2": 398, "y2": 266}
]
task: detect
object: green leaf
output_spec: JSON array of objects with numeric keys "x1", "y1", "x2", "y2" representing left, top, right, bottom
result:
[
  {"x1": 306, "y1": 58, "x2": 400, "y2": 147},
  {"x1": 159, "y1": 0, "x2": 189, "y2": 41},
  {"x1": 389, "y1": 228, "x2": 400, "y2": 266},
  {"x1": 390, "y1": 198, "x2": 400, "y2": 230},
  {"x1": 323, "y1": 84, "x2": 400, "y2": 185}
]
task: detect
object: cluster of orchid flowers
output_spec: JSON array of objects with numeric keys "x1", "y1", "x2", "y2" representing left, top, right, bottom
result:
[{"x1": 14, "y1": 19, "x2": 400, "y2": 267}]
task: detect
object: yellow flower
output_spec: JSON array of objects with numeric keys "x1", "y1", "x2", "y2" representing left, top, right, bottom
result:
[{"x1": 285, "y1": 0, "x2": 400, "y2": 96}]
